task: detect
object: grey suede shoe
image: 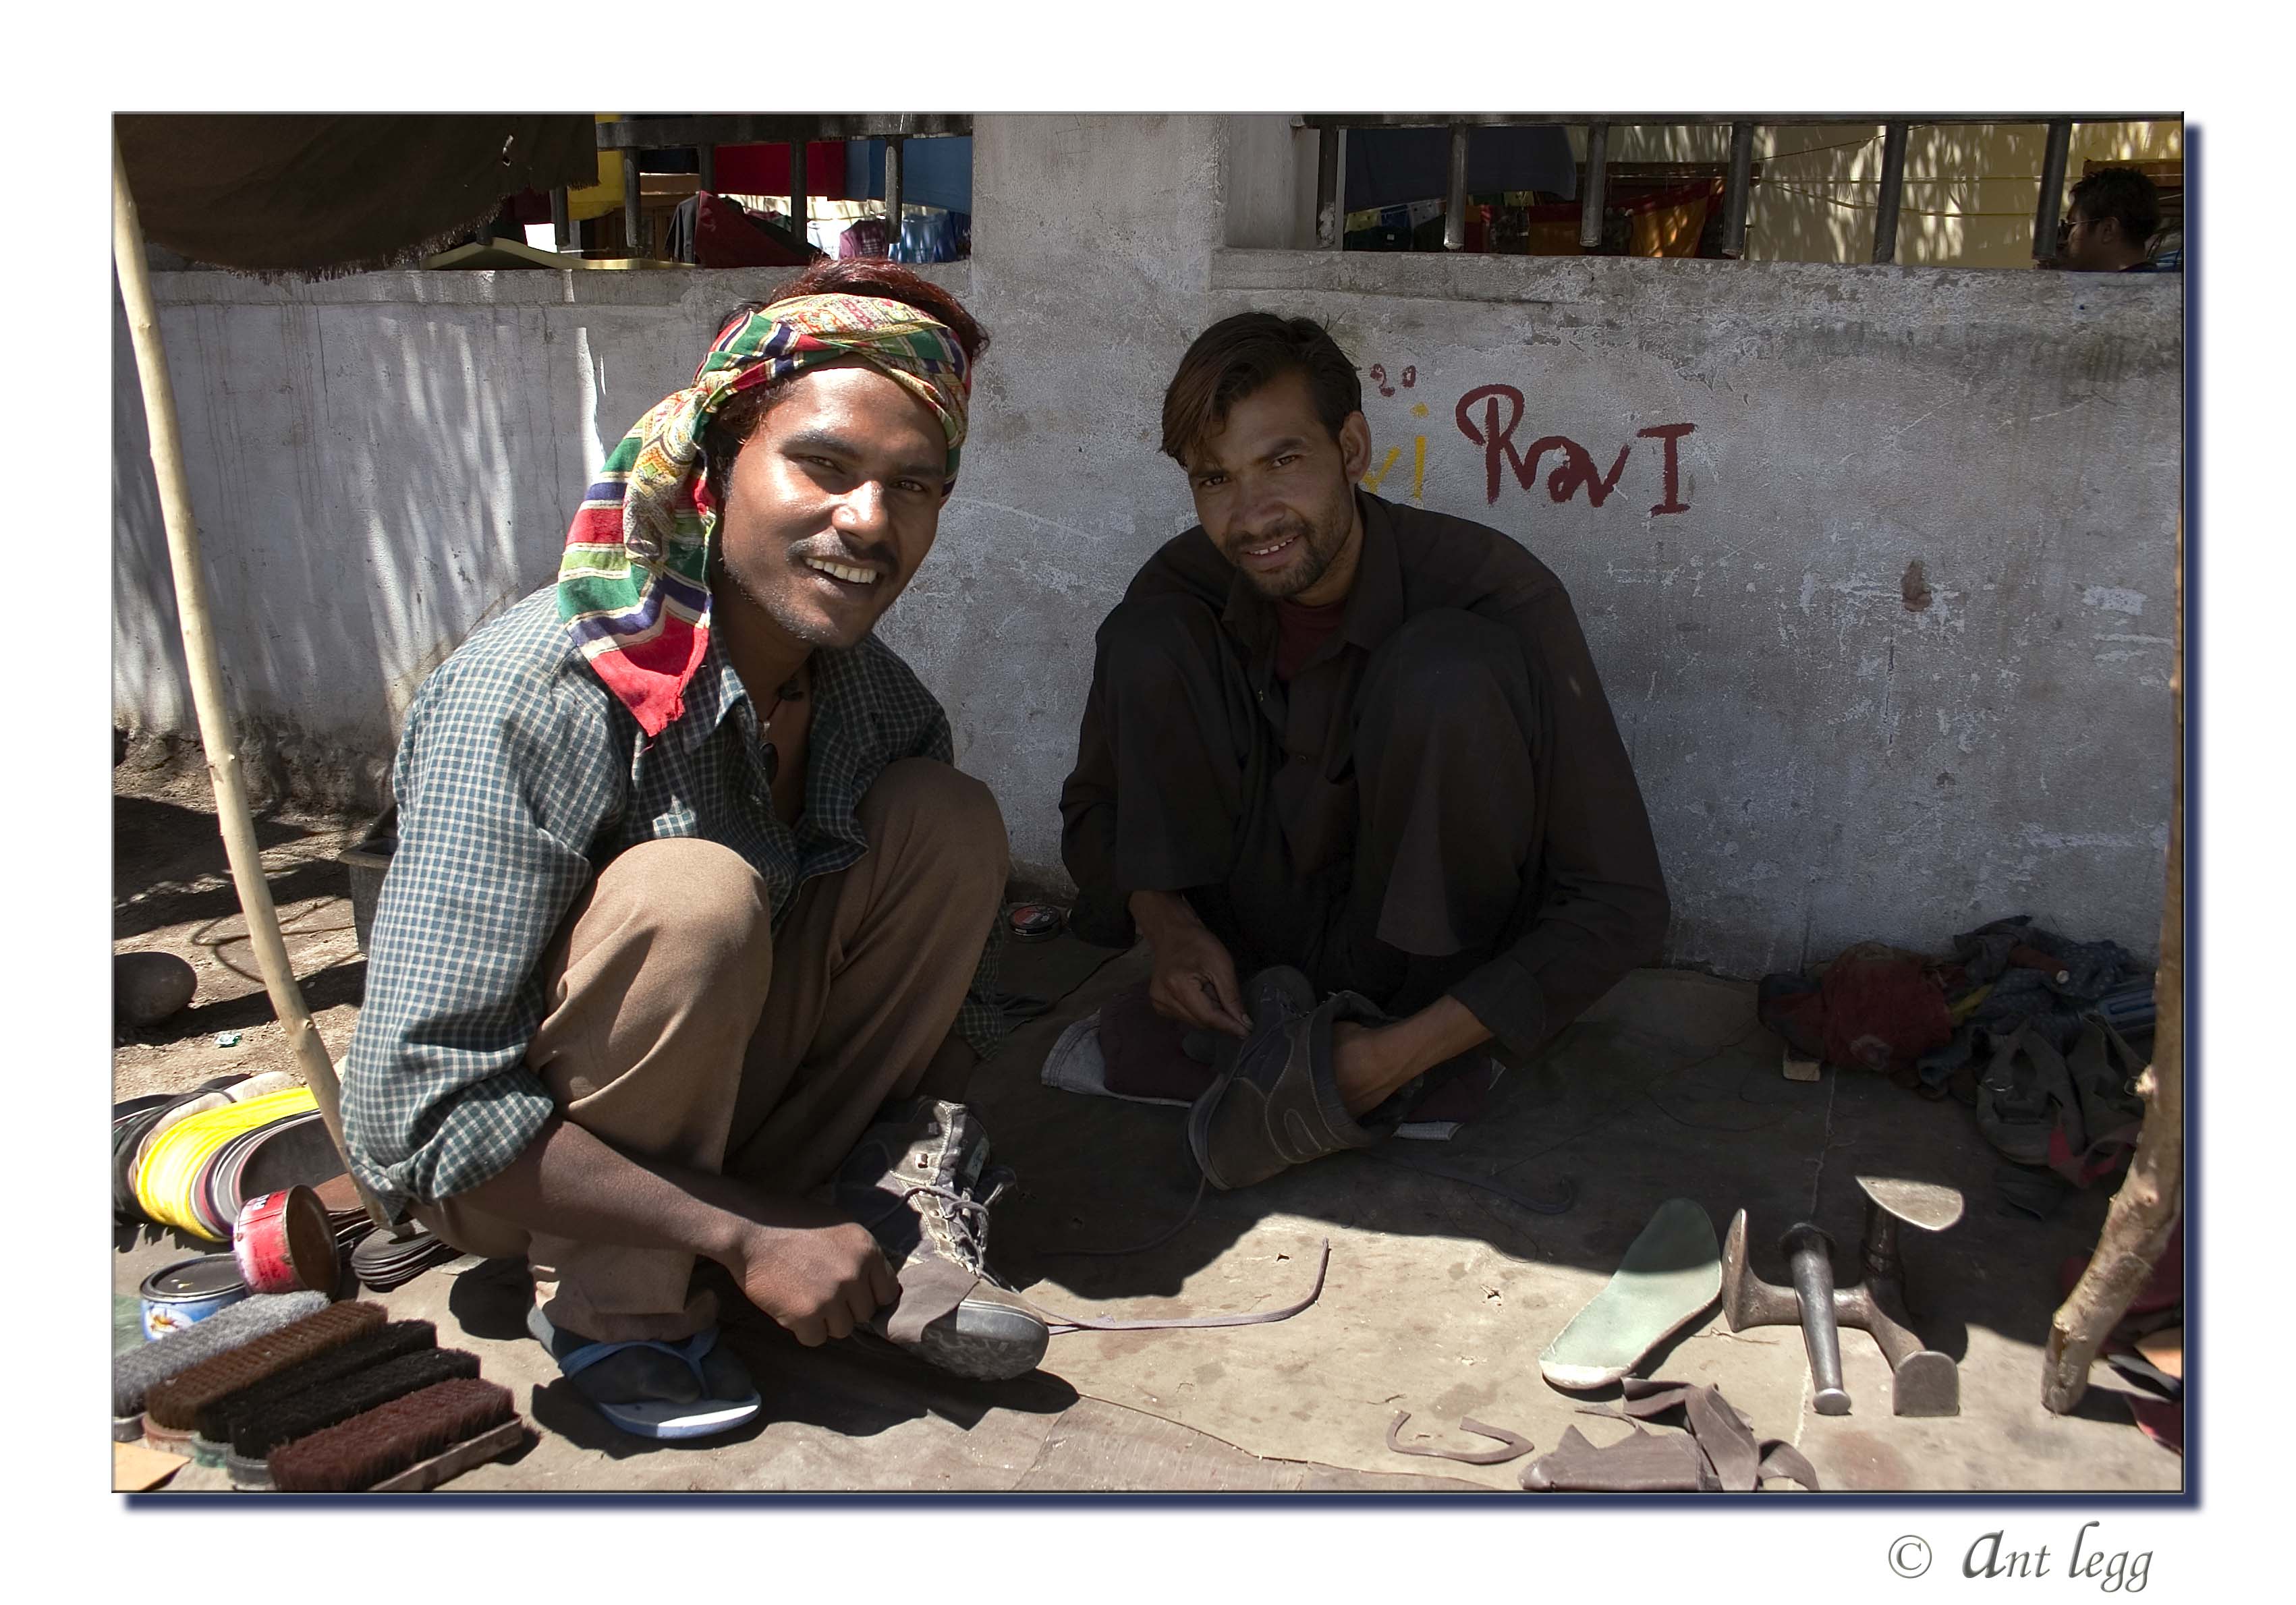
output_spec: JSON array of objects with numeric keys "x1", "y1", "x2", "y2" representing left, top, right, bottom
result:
[
  {"x1": 1187, "y1": 967, "x2": 1378, "y2": 1190},
  {"x1": 832, "y1": 1099, "x2": 1049, "y2": 1382}
]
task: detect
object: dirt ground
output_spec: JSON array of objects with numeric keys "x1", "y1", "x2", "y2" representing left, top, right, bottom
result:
[
  {"x1": 113, "y1": 769, "x2": 367, "y2": 1101},
  {"x1": 111, "y1": 767, "x2": 2182, "y2": 1496}
]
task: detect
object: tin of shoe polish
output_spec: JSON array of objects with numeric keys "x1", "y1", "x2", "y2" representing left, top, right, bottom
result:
[
  {"x1": 140, "y1": 1253, "x2": 248, "y2": 1339},
  {"x1": 1006, "y1": 903, "x2": 1065, "y2": 942}
]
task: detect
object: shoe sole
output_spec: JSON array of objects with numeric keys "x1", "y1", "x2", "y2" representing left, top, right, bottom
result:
[{"x1": 861, "y1": 1298, "x2": 1049, "y2": 1382}]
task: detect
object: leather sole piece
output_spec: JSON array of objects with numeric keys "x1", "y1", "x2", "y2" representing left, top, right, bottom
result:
[{"x1": 1539, "y1": 1198, "x2": 1723, "y2": 1390}]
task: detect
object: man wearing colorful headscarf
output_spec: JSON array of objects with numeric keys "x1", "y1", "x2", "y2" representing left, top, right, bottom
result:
[{"x1": 342, "y1": 260, "x2": 1046, "y2": 1442}]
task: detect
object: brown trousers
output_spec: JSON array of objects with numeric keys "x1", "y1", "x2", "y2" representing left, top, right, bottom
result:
[{"x1": 419, "y1": 757, "x2": 1009, "y2": 1342}]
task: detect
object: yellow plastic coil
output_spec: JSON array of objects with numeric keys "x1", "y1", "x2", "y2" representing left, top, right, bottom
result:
[{"x1": 134, "y1": 1086, "x2": 320, "y2": 1241}]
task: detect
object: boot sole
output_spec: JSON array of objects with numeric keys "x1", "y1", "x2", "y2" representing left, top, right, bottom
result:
[{"x1": 862, "y1": 1298, "x2": 1049, "y2": 1382}]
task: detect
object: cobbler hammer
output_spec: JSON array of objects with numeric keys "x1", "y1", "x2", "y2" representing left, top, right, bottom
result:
[{"x1": 1720, "y1": 1175, "x2": 1964, "y2": 1417}]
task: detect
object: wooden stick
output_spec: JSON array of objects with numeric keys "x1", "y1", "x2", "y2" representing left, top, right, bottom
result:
[
  {"x1": 111, "y1": 136, "x2": 395, "y2": 1232},
  {"x1": 2042, "y1": 515, "x2": 2184, "y2": 1413}
]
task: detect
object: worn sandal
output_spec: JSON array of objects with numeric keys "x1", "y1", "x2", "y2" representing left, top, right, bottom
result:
[{"x1": 551, "y1": 1326, "x2": 760, "y2": 1441}]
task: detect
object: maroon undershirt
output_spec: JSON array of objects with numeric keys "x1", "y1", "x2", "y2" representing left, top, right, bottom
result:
[{"x1": 1273, "y1": 596, "x2": 1349, "y2": 683}]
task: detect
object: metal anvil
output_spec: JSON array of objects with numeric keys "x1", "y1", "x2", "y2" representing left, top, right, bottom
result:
[{"x1": 1720, "y1": 1175, "x2": 1964, "y2": 1418}]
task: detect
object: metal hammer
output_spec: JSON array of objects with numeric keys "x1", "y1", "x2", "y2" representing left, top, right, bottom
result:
[{"x1": 1720, "y1": 1175, "x2": 1964, "y2": 1417}]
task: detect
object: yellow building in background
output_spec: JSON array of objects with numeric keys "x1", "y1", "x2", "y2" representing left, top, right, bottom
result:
[{"x1": 1569, "y1": 120, "x2": 2183, "y2": 266}]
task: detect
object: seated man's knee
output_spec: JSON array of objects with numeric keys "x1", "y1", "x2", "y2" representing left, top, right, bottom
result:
[
  {"x1": 588, "y1": 837, "x2": 773, "y2": 984},
  {"x1": 864, "y1": 758, "x2": 1011, "y2": 894},
  {"x1": 1367, "y1": 608, "x2": 1521, "y2": 712}
]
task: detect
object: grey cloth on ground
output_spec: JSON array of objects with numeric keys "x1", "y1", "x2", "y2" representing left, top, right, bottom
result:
[
  {"x1": 111, "y1": 1291, "x2": 331, "y2": 1416},
  {"x1": 1918, "y1": 916, "x2": 2145, "y2": 1093}
]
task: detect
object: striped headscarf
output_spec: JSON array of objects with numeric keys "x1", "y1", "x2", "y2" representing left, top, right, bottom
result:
[{"x1": 557, "y1": 292, "x2": 972, "y2": 736}]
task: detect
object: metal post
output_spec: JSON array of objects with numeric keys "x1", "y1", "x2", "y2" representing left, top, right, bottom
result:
[
  {"x1": 789, "y1": 139, "x2": 809, "y2": 245},
  {"x1": 551, "y1": 185, "x2": 571, "y2": 251},
  {"x1": 1579, "y1": 121, "x2": 1609, "y2": 252},
  {"x1": 698, "y1": 144, "x2": 716, "y2": 192},
  {"x1": 1316, "y1": 121, "x2": 1341, "y2": 249},
  {"x1": 1721, "y1": 121, "x2": 1756, "y2": 258},
  {"x1": 883, "y1": 136, "x2": 905, "y2": 256},
  {"x1": 2034, "y1": 118, "x2": 2073, "y2": 262},
  {"x1": 1872, "y1": 121, "x2": 1909, "y2": 264},
  {"x1": 1443, "y1": 121, "x2": 1470, "y2": 252},
  {"x1": 620, "y1": 147, "x2": 642, "y2": 256}
]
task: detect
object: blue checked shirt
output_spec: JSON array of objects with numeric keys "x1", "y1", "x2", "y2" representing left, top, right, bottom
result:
[{"x1": 342, "y1": 586, "x2": 1006, "y2": 1212}]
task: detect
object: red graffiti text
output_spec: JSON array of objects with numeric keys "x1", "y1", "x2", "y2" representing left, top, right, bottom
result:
[{"x1": 1454, "y1": 385, "x2": 1697, "y2": 515}]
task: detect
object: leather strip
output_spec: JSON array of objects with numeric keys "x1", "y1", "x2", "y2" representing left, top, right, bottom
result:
[
  {"x1": 1028, "y1": 1239, "x2": 1329, "y2": 1332},
  {"x1": 1386, "y1": 1410, "x2": 1534, "y2": 1465},
  {"x1": 1546, "y1": 1378, "x2": 1822, "y2": 1492},
  {"x1": 1756, "y1": 1440, "x2": 1822, "y2": 1491}
]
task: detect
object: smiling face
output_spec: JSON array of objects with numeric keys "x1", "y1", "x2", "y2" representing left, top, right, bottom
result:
[
  {"x1": 1184, "y1": 369, "x2": 1371, "y2": 604},
  {"x1": 708, "y1": 361, "x2": 951, "y2": 653}
]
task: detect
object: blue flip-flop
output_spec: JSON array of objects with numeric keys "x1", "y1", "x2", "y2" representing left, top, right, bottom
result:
[{"x1": 555, "y1": 1328, "x2": 762, "y2": 1441}]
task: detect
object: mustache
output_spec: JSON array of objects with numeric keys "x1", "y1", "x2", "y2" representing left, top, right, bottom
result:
[
  {"x1": 1222, "y1": 516, "x2": 1312, "y2": 554},
  {"x1": 789, "y1": 535, "x2": 900, "y2": 572}
]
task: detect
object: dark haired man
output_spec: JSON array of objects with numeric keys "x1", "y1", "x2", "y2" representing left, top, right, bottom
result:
[
  {"x1": 343, "y1": 260, "x2": 1047, "y2": 1442},
  {"x1": 2060, "y1": 167, "x2": 2166, "y2": 273},
  {"x1": 1061, "y1": 312, "x2": 1669, "y2": 1189}
]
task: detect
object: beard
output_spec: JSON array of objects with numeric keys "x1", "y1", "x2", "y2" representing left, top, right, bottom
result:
[
  {"x1": 710, "y1": 545, "x2": 886, "y2": 650},
  {"x1": 1223, "y1": 508, "x2": 1350, "y2": 600}
]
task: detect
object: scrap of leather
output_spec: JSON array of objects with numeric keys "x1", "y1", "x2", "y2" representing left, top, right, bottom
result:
[
  {"x1": 1385, "y1": 1411, "x2": 1535, "y2": 1465},
  {"x1": 1525, "y1": 1378, "x2": 1822, "y2": 1492},
  {"x1": 1521, "y1": 1424, "x2": 1719, "y2": 1492},
  {"x1": 1028, "y1": 1239, "x2": 1330, "y2": 1332}
]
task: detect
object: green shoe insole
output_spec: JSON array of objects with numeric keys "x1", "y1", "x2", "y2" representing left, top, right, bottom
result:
[{"x1": 1539, "y1": 1198, "x2": 1722, "y2": 1391}]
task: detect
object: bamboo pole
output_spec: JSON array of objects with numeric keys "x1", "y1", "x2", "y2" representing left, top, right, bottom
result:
[
  {"x1": 2042, "y1": 515, "x2": 2184, "y2": 1413},
  {"x1": 113, "y1": 136, "x2": 395, "y2": 1231}
]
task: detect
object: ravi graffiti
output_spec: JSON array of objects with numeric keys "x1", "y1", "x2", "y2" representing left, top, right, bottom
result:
[{"x1": 1454, "y1": 384, "x2": 1697, "y2": 515}]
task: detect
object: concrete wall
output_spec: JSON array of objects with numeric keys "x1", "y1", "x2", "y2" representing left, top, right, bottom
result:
[{"x1": 115, "y1": 114, "x2": 2182, "y2": 974}]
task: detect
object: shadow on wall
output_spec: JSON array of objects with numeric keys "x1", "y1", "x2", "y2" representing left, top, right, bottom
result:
[{"x1": 112, "y1": 283, "x2": 706, "y2": 801}]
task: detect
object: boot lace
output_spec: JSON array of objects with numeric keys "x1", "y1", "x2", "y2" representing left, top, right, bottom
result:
[{"x1": 892, "y1": 1168, "x2": 1012, "y2": 1280}]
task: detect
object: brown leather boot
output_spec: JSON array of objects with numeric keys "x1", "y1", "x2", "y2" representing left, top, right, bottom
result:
[
  {"x1": 833, "y1": 1099, "x2": 1049, "y2": 1381},
  {"x1": 1187, "y1": 967, "x2": 1378, "y2": 1190}
]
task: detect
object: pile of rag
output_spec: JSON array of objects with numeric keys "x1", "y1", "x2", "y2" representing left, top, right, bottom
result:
[{"x1": 1758, "y1": 916, "x2": 2154, "y2": 1192}]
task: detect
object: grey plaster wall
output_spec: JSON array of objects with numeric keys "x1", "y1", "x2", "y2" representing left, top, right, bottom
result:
[{"x1": 113, "y1": 114, "x2": 2182, "y2": 974}]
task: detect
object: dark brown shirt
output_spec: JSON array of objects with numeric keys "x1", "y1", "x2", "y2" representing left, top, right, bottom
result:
[{"x1": 1063, "y1": 492, "x2": 1669, "y2": 1058}]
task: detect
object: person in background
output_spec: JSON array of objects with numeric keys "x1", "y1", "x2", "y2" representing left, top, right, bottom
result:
[{"x1": 2058, "y1": 167, "x2": 2169, "y2": 273}]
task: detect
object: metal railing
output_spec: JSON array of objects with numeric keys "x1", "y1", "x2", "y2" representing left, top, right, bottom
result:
[
  {"x1": 568, "y1": 114, "x2": 974, "y2": 256},
  {"x1": 1299, "y1": 114, "x2": 2175, "y2": 264}
]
